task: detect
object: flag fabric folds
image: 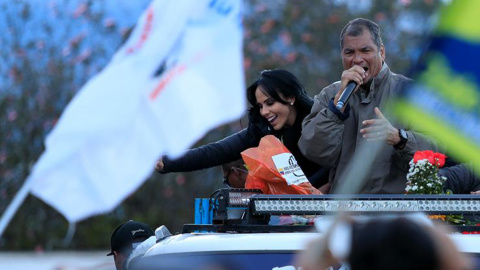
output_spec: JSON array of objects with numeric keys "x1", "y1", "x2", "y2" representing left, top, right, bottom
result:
[
  {"x1": 392, "y1": 0, "x2": 480, "y2": 174},
  {"x1": 28, "y1": 0, "x2": 245, "y2": 222}
]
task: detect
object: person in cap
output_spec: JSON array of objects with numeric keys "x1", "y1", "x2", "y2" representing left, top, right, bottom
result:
[{"x1": 107, "y1": 220, "x2": 155, "y2": 270}]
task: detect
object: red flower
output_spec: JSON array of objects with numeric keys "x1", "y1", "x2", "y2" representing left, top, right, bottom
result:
[
  {"x1": 434, "y1": 152, "x2": 446, "y2": 168},
  {"x1": 413, "y1": 150, "x2": 446, "y2": 168},
  {"x1": 413, "y1": 150, "x2": 434, "y2": 164}
]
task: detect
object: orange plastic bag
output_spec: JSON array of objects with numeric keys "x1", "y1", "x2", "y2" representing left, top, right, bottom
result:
[{"x1": 241, "y1": 135, "x2": 322, "y2": 195}]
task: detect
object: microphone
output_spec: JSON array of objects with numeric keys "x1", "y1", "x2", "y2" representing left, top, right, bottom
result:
[{"x1": 336, "y1": 81, "x2": 357, "y2": 110}]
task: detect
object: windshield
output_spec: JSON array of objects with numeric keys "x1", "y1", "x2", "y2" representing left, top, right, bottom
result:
[
  {"x1": 132, "y1": 251, "x2": 480, "y2": 270},
  {"x1": 131, "y1": 251, "x2": 299, "y2": 270}
]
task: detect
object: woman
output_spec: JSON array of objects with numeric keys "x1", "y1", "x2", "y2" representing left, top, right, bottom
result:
[{"x1": 155, "y1": 69, "x2": 329, "y2": 189}]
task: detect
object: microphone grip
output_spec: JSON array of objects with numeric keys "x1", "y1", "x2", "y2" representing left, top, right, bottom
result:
[{"x1": 336, "y1": 81, "x2": 357, "y2": 110}]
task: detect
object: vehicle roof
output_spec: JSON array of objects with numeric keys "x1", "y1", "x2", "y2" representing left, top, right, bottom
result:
[
  {"x1": 144, "y1": 231, "x2": 480, "y2": 257},
  {"x1": 451, "y1": 234, "x2": 480, "y2": 254},
  {"x1": 144, "y1": 232, "x2": 318, "y2": 256}
]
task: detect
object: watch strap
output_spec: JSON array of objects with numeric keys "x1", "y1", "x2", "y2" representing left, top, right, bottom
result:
[{"x1": 394, "y1": 129, "x2": 408, "y2": 149}]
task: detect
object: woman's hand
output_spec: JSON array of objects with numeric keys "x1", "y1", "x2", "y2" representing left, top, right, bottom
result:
[{"x1": 155, "y1": 158, "x2": 164, "y2": 172}]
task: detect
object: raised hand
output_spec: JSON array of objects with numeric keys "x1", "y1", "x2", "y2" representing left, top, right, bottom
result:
[
  {"x1": 334, "y1": 65, "x2": 367, "y2": 111},
  {"x1": 360, "y1": 107, "x2": 401, "y2": 146}
]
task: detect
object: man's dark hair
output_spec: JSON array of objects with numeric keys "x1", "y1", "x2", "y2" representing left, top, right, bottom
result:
[
  {"x1": 221, "y1": 159, "x2": 245, "y2": 174},
  {"x1": 340, "y1": 18, "x2": 383, "y2": 50},
  {"x1": 349, "y1": 217, "x2": 439, "y2": 270}
]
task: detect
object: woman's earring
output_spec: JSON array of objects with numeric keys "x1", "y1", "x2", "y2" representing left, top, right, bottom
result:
[{"x1": 290, "y1": 102, "x2": 294, "y2": 106}]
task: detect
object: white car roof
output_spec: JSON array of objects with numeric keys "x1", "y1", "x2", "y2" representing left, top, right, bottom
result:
[
  {"x1": 144, "y1": 231, "x2": 480, "y2": 257},
  {"x1": 145, "y1": 232, "x2": 318, "y2": 256},
  {"x1": 450, "y1": 234, "x2": 480, "y2": 254}
]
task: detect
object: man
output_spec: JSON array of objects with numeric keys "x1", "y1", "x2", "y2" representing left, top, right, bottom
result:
[
  {"x1": 299, "y1": 18, "x2": 437, "y2": 194},
  {"x1": 440, "y1": 163, "x2": 480, "y2": 194},
  {"x1": 107, "y1": 220, "x2": 155, "y2": 270},
  {"x1": 221, "y1": 159, "x2": 248, "y2": 188}
]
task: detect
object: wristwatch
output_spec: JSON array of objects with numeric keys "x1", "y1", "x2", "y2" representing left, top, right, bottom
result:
[{"x1": 394, "y1": 128, "x2": 408, "y2": 150}]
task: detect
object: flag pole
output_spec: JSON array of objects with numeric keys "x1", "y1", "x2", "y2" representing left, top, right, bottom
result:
[{"x1": 0, "y1": 177, "x2": 33, "y2": 237}]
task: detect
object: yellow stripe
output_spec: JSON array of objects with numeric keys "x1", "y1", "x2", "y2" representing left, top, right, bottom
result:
[
  {"x1": 419, "y1": 53, "x2": 479, "y2": 110},
  {"x1": 392, "y1": 100, "x2": 480, "y2": 176},
  {"x1": 436, "y1": 0, "x2": 480, "y2": 42}
]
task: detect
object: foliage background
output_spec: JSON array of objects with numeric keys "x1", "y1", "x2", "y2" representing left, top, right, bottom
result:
[{"x1": 0, "y1": 0, "x2": 446, "y2": 250}]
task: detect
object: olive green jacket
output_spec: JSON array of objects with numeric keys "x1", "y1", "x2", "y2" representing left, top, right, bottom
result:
[{"x1": 299, "y1": 64, "x2": 439, "y2": 194}]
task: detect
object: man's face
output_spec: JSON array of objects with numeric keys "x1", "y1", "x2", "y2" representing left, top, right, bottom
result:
[
  {"x1": 341, "y1": 29, "x2": 385, "y2": 82},
  {"x1": 223, "y1": 166, "x2": 247, "y2": 188}
]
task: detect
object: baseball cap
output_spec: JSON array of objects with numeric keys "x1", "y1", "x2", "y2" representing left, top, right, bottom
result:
[{"x1": 107, "y1": 220, "x2": 154, "y2": 256}]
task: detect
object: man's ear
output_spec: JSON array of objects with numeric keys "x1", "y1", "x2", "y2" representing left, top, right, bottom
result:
[
  {"x1": 113, "y1": 250, "x2": 127, "y2": 259},
  {"x1": 380, "y1": 45, "x2": 385, "y2": 61}
]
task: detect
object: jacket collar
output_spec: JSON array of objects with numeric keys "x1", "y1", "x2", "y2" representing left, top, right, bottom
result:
[
  {"x1": 360, "y1": 63, "x2": 389, "y2": 103},
  {"x1": 372, "y1": 62, "x2": 389, "y2": 89}
]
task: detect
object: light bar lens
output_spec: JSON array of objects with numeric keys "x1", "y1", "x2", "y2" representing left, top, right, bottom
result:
[
  {"x1": 229, "y1": 191, "x2": 260, "y2": 206},
  {"x1": 253, "y1": 199, "x2": 480, "y2": 214}
]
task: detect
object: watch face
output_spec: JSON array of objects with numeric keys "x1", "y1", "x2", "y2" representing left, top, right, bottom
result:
[{"x1": 400, "y1": 129, "x2": 408, "y2": 139}]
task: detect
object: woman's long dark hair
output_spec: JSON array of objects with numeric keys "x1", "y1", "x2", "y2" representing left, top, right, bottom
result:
[{"x1": 246, "y1": 69, "x2": 313, "y2": 119}]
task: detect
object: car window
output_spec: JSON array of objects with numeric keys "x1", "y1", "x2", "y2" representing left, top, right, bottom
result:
[
  {"x1": 134, "y1": 250, "x2": 480, "y2": 270},
  {"x1": 470, "y1": 253, "x2": 480, "y2": 270},
  {"x1": 132, "y1": 252, "x2": 299, "y2": 270}
]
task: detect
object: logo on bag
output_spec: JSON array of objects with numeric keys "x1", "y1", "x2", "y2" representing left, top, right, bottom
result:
[
  {"x1": 271, "y1": 153, "x2": 308, "y2": 185},
  {"x1": 288, "y1": 155, "x2": 305, "y2": 177}
]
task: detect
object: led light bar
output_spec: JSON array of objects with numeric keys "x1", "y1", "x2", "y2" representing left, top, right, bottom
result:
[
  {"x1": 210, "y1": 188, "x2": 263, "y2": 224},
  {"x1": 227, "y1": 189, "x2": 263, "y2": 206},
  {"x1": 251, "y1": 194, "x2": 480, "y2": 215}
]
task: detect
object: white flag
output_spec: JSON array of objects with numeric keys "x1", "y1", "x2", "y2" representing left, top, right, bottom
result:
[{"x1": 28, "y1": 0, "x2": 245, "y2": 222}]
